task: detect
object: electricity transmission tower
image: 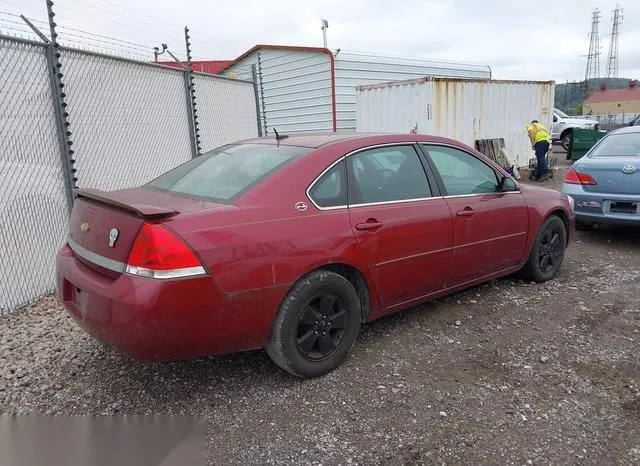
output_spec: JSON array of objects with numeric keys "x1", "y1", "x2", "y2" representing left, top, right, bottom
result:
[
  {"x1": 582, "y1": 9, "x2": 601, "y2": 99},
  {"x1": 606, "y1": 4, "x2": 623, "y2": 79}
]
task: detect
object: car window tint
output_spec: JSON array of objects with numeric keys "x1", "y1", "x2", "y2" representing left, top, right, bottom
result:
[
  {"x1": 146, "y1": 144, "x2": 310, "y2": 201},
  {"x1": 347, "y1": 145, "x2": 431, "y2": 205},
  {"x1": 589, "y1": 132, "x2": 640, "y2": 156},
  {"x1": 309, "y1": 160, "x2": 347, "y2": 208},
  {"x1": 421, "y1": 145, "x2": 499, "y2": 196}
]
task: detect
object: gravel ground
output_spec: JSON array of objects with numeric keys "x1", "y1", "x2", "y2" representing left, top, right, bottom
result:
[{"x1": 2, "y1": 153, "x2": 640, "y2": 465}]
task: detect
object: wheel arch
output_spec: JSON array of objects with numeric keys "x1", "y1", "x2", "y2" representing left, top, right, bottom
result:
[
  {"x1": 560, "y1": 127, "x2": 575, "y2": 139},
  {"x1": 281, "y1": 262, "x2": 375, "y2": 324},
  {"x1": 544, "y1": 209, "x2": 570, "y2": 246}
]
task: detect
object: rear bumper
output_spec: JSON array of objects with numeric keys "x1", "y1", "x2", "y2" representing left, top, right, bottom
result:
[
  {"x1": 562, "y1": 184, "x2": 640, "y2": 226},
  {"x1": 56, "y1": 244, "x2": 275, "y2": 361}
]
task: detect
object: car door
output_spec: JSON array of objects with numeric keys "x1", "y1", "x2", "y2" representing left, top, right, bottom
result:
[
  {"x1": 345, "y1": 144, "x2": 454, "y2": 309},
  {"x1": 419, "y1": 144, "x2": 528, "y2": 288}
]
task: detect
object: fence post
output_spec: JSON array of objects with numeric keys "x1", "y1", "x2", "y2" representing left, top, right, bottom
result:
[
  {"x1": 23, "y1": 2, "x2": 77, "y2": 213},
  {"x1": 251, "y1": 64, "x2": 263, "y2": 137},
  {"x1": 184, "y1": 27, "x2": 202, "y2": 157}
]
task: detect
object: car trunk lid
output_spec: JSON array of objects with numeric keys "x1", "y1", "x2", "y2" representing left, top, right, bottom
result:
[
  {"x1": 579, "y1": 157, "x2": 640, "y2": 195},
  {"x1": 68, "y1": 187, "x2": 224, "y2": 277}
]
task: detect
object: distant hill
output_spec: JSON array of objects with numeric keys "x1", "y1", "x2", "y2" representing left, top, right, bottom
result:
[{"x1": 554, "y1": 78, "x2": 636, "y2": 114}]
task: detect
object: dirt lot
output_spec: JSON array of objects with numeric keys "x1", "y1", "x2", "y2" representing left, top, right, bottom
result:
[{"x1": 1, "y1": 152, "x2": 639, "y2": 465}]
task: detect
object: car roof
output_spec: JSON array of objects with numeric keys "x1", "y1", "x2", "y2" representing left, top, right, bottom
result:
[
  {"x1": 611, "y1": 125, "x2": 640, "y2": 135},
  {"x1": 234, "y1": 132, "x2": 463, "y2": 149}
]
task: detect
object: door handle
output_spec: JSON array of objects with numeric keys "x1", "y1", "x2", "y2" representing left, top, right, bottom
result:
[
  {"x1": 456, "y1": 207, "x2": 475, "y2": 218},
  {"x1": 356, "y1": 220, "x2": 383, "y2": 231}
]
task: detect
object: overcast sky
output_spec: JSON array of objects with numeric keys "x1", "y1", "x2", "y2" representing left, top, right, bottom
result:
[{"x1": 4, "y1": 0, "x2": 640, "y2": 82}]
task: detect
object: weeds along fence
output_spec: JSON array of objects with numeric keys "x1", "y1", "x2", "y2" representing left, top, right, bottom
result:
[{"x1": 0, "y1": 27, "x2": 259, "y2": 314}]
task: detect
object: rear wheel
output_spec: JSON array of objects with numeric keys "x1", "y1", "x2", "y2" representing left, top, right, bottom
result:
[
  {"x1": 265, "y1": 270, "x2": 362, "y2": 379},
  {"x1": 519, "y1": 216, "x2": 567, "y2": 283}
]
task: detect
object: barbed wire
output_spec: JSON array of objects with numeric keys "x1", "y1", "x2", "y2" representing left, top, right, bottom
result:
[{"x1": 1, "y1": 0, "x2": 244, "y2": 61}]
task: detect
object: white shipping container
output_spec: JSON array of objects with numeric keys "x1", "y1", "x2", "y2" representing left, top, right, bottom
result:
[{"x1": 356, "y1": 77, "x2": 555, "y2": 167}]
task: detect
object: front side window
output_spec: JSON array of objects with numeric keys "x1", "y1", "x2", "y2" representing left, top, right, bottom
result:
[
  {"x1": 421, "y1": 145, "x2": 499, "y2": 196},
  {"x1": 308, "y1": 160, "x2": 347, "y2": 208},
  {"x1": 347, "y1": 145, "x2": 431, "y2": 205},
  {"x1": 146, "y1": 143, "x2": 310, "y2": 201}
]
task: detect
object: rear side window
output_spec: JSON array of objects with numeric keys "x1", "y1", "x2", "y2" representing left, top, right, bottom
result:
[
  {"x1": 589, "y1": 132, "x2": 640, "y2": 157},
  {"x1": 146, "y1": 144, "x2": 310, "y2": 201},
  {"x1": 308, "y1": 160, "x2": 347, "y2": 208}
]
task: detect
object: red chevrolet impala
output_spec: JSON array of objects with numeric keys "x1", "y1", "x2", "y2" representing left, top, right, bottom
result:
[{"x1": 56, "y1": 133, "x2": 574, "y2": 378}]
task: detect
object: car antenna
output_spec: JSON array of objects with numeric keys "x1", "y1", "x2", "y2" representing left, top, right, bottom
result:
[{"x1": 273, "y1": 128, "x2": 289, "y2": 141}]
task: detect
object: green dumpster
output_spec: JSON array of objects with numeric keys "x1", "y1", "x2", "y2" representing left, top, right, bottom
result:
[{"x1": 567, "y1": 128, "x2": 607, "y2": 162}]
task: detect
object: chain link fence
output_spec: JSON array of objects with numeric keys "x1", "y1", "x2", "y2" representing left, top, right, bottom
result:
[
  {"x1": 587, "y1": 113, "x2": 640, "y2": 131},
  {"x1": 0, "y1": 33, "x2": 259, "y2": 315},
  {"x1": 0, "y1": 37, "x2": 71, "y2": 313},
  {"x1": 61, "y1": 49, "x2": 195, "y2": 191}
]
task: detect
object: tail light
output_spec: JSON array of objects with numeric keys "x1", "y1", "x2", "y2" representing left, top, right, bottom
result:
[
  {"x1": 126, "y1": 223, "x2": 206, "y2": 279},
  {"x1": 564, "y1": 168, "x2": 597, "y2": 186}
]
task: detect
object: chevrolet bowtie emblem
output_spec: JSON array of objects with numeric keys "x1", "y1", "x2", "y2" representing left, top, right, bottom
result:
[{"x1": 80, "y1": 222, "x2": 91, "y2": 232}]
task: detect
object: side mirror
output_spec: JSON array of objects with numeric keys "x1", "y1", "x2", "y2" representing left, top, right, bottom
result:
[
  {"x1": 499, "y1": 176, "x2": 517, "y2": 192},
  {"x1": 553, "y1": 115, "x2": 558, "y2": 123}
]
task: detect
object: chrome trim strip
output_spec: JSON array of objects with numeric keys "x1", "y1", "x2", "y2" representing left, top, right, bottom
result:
[
  {"x1": 306, "y1": 141, "x2": 431, "y2": 211},
  {"x1": 305, "y1": 141, "x2": 521, "y2": 211},
  {"x1": 125, "y1": 265, "x2": 207, "y2": 280},
  {"x1": 443, "y1": 191, "x2": 521, "y2": 199},
  {"x1": 349, "y1": 196, "x2": 444, "y2": 209},
  {"x1": 68, "y1": 237, "x2": 126, "y2": 273},
  {"x1": 68, "y1": 238, "x2": 207, "y2": 280}
]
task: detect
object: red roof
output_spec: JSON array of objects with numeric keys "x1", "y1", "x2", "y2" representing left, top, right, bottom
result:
[
  {"x1": 218, "y1": 44, "x2": 332, "y2": 73},
  {"x1": 156, "y1": 60, "x2": 233, "y2": 75},
  {"x1": 585, "y1": 84, "x2": 640, "y2": 104}
]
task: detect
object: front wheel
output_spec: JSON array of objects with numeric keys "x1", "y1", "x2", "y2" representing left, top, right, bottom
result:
[
  {"x1": 265, "y1": 270, "x2": 362, "y2": 379},
  {"x1": 561, "y1": 132, "x2": 573, "y2": 151},
  {"x1": 519, "y1": 216, "x2": 567, "y2": 283}
]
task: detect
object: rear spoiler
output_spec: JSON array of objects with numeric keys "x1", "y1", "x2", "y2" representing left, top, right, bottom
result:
[{"x1": 75, "y1": 188, "x2": 179, "y2": 219}]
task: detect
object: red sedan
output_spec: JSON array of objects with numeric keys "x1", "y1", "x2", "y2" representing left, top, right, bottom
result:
[{"x1": 56, "y1": 133, "x2": 575, "y2": 378}]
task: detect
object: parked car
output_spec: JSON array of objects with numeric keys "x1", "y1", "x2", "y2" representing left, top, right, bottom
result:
[
  {"x1": 552, "y1": 108, "x2": 600, "y2": 151},
  {"x1": 56, "y1": 133, "x2": 575, "y2": 378},
  {"x1": 562, "y1": 125, "x2": 640, "y2": 229}
]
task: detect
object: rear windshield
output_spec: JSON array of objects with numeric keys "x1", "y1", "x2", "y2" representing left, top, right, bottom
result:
[
  {"x1": 146, "y1": 143, "x2": 310, "y2": 201},
  {"x1": 590, "y1": 132, "x2": 640, "y2": 157}
]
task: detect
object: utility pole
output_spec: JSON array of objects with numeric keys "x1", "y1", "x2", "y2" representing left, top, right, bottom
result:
[
  {"x1": 321, "y1": 19, "x2": 328, "y2": 48},
  {"x1": 606, "y1": 4, "x2": 623, "y2": 79},
  {"x1": 583, "y1": 8, "x2": 601, "y2": 98}
]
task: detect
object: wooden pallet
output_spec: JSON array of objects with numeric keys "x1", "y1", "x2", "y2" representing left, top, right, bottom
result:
[{"x1": 475, "y1": 138, "x2": 510, "y2": 167}]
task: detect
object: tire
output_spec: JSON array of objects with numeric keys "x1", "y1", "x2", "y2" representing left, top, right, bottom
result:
[
  {"x1": 265, "y1": 270, "x2": 362, "y2": 379},
  {"x1": 519, "y1": 215, "x2": 567, "y2": 283},
  {"x1": 561, "y1": 132, "x2": 573, "y2": 151}
]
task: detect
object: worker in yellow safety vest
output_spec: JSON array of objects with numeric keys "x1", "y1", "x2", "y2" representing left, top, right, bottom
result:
[{"x1": 526, "y1": 120, "x2": 552, "y2": 182}]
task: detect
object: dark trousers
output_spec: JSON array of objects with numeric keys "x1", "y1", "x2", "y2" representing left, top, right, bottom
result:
[{"x1": 533, "y1": 140, "x2": 550, "y2": 178}]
